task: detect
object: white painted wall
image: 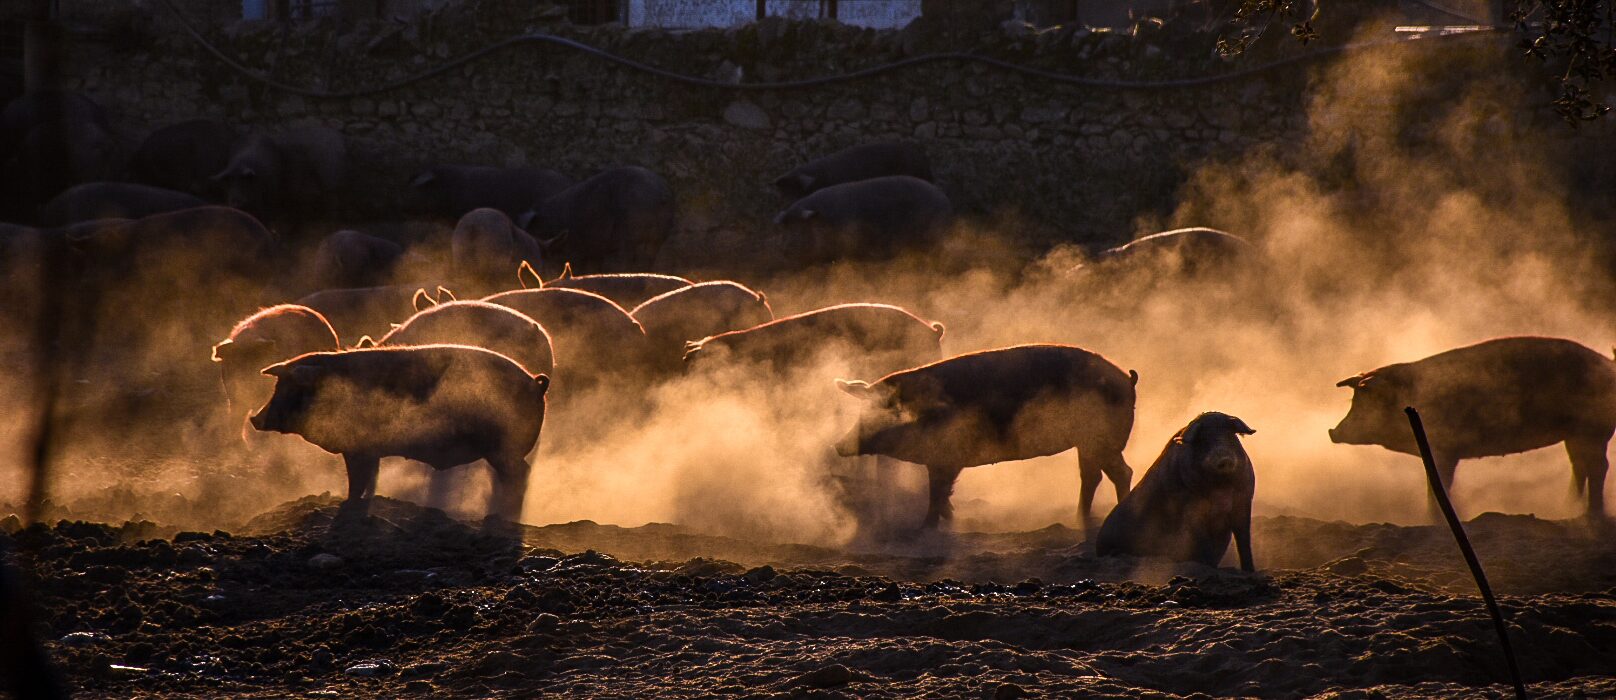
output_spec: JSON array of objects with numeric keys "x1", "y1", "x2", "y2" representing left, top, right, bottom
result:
[{"x1": 625, "y1": 0, "x2": 921, "y2": 29}]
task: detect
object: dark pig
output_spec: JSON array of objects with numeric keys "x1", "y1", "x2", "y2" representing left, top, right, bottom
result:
[
  {"x1": 835, "y1": 344, "x2": 1138, "y2": 531},
  {"x1": 38, "y1": 182, "x2": 208, "y2": 226},
  {"x1": 379, "y1": 300, "x2": 555, "y2": 379},
  {"x1": 517, "y1": 166, "x2": 675, "y2": 272},
  {"x1": 211, "y1": 304, "x2": 341, "y2": 438},
  {"x1": 212, "y1": 127, "x2": 347, "y2": 227},
  {"x1": 296, "y1": 284, "x2": 441, "y2": 346},
  {"x1": 1097, "y1": 412, "x2": 1256, "y2": 570},
  {"x1": 773, "y1": 142, "x2": 934, "y2": 200},
  {"x1": 452, "y1": 208, "x2": 545, "y2": 296},
  {"x1": 307, "y1": 229, "x2": 409, "y2": 291},
  {"x1": 773, "y1": 176, "x2": 953, "y2": 263},
  {"x1": 410, "y1": 164, "x2": 573, "y2": 221},
  {"x1": 1330, "y1": 336, "x2": 1616, "y2": 517},
  {"x1": 127, "y1": 118, "x2": 239, "y2": 198},
  {"x1": 539, "y1": 263, "x2": 692, "y2": 308},
  {"x1": 631, "y1": 281, "x2": 774, "y2": 374},
  {"x1": 250, "y1": 345, "x2": 550, "y2": 521},
  {"x1": 684, "y1": 303, "x2": 945, "y2": 380},
  {"x1": 481, "y1": 287, "x2": 642, "y2": 384}
]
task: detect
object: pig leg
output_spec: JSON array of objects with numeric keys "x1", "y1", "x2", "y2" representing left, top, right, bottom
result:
[
  {"x1": 1233, "y1": 503, "x2": 1255, "y2": 572},
  {"x1": 921, "y1": 465, "x2": 963, "y2": 529},
  {"x1": 340, "y1": 453, "x2": 380, "y2": 513},
  {"x1": 1077, "y1": 457, "x2": 1102, "y2": 535},
  {"x1": 1566, "y1": 432, "x2": 1612, "y2": 517},
  {"x1": 487, "y1": 454, "x2": 532, "y2": 523}
]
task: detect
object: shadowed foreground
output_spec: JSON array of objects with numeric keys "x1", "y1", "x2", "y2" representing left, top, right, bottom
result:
[{"x1": 6, "y1": 496, "x2": 1615, "y2": 698}]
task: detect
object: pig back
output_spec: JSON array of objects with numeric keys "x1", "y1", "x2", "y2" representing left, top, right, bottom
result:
[
  {"x1": 1399, "y1": 336, "x2": 1616, "y2": 455},
  {"x1": 381, "y1": 300, "x2": 555, "y2": 377}
]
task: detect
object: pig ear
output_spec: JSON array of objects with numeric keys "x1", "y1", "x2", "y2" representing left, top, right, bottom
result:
[
  {"x1": 558, "y1": 262, "x2": 574, "y2": 280},
  {"x1": 835, "y1": 378, "x2": 888, "y2": 402},
  {"x1": 262, "y1": 361, "x2": 292, "y2": 378},
  {"x1": 518, "y1": 260, "x2": 542, "y2": 289},
  {"x1": 1335, "y1": 373, "x2": 1368, "y2": 389},
  {"x1": 210, "y1": 338, "x2": 233, "y2": 363},
  {"x1": 1231, "y1": 417, "x2": 1256, "y2": 436},
  {"x1": 410, "y1": 170, "x2": 436, "y2": 187},
  {"x1": 355, "y1": 335, "x2": 376, "y2": 349},
  {"x1": 436, "y1": 285, "x2": 457, "y2": 302},
  {"x1": 412, "y1": 288, "x2": 437, "y2": 312}
]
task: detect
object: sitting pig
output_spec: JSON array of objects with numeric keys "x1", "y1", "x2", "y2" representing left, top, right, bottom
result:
[
  {"x1": 835, "y1": 344, "x2": 1138, "y2": 531},
  {"x1": 250, "y1": 345, "x2": 550, "y2": 521},
  {"x1": 1330, "y1": 336, "x2": 1616, "y2": 518},
  {"x1": 1097, "y1": 412, "x2": 1257, "y2": 571}
]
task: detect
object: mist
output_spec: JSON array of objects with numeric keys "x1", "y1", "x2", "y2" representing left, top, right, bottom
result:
[{"x1": 4, "y1": 28, "x2": 1612, "y2": 548}]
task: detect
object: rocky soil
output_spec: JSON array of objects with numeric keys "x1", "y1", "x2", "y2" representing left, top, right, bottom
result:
[{"x1": 5, "y1": 496, "x2": 1615, "y2": 698}]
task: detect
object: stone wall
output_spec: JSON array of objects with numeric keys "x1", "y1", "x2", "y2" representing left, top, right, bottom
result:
[{"x1": 45, "y1": 3, "x2": 1570, "y2": 256}]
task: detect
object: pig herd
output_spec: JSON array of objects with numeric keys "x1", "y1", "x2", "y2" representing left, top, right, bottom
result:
[{"x1": 3, "y1": 90, "x2": 1615, "y2": 573}]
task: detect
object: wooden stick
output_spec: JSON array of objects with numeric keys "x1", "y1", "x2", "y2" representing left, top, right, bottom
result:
[{"x1": 1404, "y1": 407, "x2": 1527, "y2": 700}]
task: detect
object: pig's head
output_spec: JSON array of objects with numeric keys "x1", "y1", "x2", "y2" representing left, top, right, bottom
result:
[
  {"x1": 212, "y1": 335, "x2": 281, "y2": 418},
  {"x1": 834, "y1": 378, "x2": 910, "y2": 457},
  {"x1": 772, "y1": 172, "x2": 815, "y2": 200},
  {"x1": 213, "y1": 147, "x2": 279, "y2": 218},
  {"x1": 249, "y1": 358, "x2": 330, "y2": 437},
  {"x1": 1170, "y1": 412, "x2": 1256, "y2": 479},
  {"x1": 1329, "y1": 369, "x2": 1416, "y2": 452}
]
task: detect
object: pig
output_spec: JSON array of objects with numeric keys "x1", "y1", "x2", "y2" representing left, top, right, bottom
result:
[
  {"x1": 773, "y1": 175, "x2": 953, "y2": 263},
  {"x1": 37, "y1": 182, "x2": 208, "y2": 226},
  {"x1": 516, "y1": 166, "x2": 676, "y2": 272},
  {"x1": 409, "y1": 164, "x2": 573, "y2": 221},
  {"x1": 835, "y1": 344, "x2": 1138, "y2": 531},
  {"x1": 1097, "y1": 412, "x2": 1256, "y2": 571},
  {"x1": 1330, "y1": 336, "x2": 1616, "y2": 518},
  {"x1": 773, "y1": 142, "x2": 934, "y2": 200},
  {"x1": 296, "y1": 284, "x2": 441, "y2": 346},
  {"x1": 539, "y1": 263, "x2": 692, "y2": 308},
  {"x1": 211, "y1": 304, "x2": 342, "y2": 438},
  {"x1": 250, "y1": 344, "x2": 550, "y2": 521},
  {"x1": 631, "y1": 280, "x2": 774, "y2": 374},
  {"x1": 684, "y1": 303, "x2": 945, "y2": 381},
  {"x1": 451, "y1": 208, "x2": 547, "y2": 297},
  {"x1": 481, "y1": 287, "x2": 643, "y2": 384},
  {"x1": 1091, "y1": 227, "x2": 1253, "y2": 276},
  {"x1": 307, "y1": 229, "x2": 409, "y2": 292},
  {"x1": 212, "y1": 127, "x2": 347, "y2": 228},
  {"x1": 127, "y1": 118, "x2": 239, "y2": 198},
  {"x1": 379, "y1": 300, "x2": 555, "y2": 379}
]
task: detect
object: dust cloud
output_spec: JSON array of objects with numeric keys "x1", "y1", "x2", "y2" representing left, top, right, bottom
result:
[{"x1": 3, "y1": 31, "x2": 1612, "y2": 547}]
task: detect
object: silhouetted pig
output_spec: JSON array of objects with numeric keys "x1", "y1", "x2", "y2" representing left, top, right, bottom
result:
[
  {"x1": 251, "y1": 345, "x2": 550, "y2": 521},
  {"x1": 517, "y1": 166, "x2": 675, "y2": 272},
  {"x1": 296, "y1": 284, "x2": 439, "y2": 346},
  {"x1": 128, "y1": 118, "x2": 239, "y2": 198},
  {"x1": 213, "y1": 127, "x2": 347, "y2": 227},
  {"x1": 684, "y1": 303, "x2": 945, "y2": 380},
  {"x1": 379, "y1": 300, "x2": 555, "y2": 379},
  {"x1": 38, "y1": 182, "x2": 208, "y2": 226},
  {"x1": 307, "y1": 229, "x2": 408, "y2": 292},
  {"x1": 452, "y1": 208, "x2": 546, "y2": 296},
  {"x1": 1330, "y1": 336, "x2": 1616, "y2": 517},
  {"x1": 410, "y1": 164, "x2": 573, "y2": 221},
  {"x1": 773, "y1": 142, "x2": 934, "y2": 200},
  {"x1": 632, "y1": 281, "x2": 774, "y2": 374},
  {"x1": 539, "y1": 263, "x2": 692, "y2": 308},
  {"x1": 211, "y1": 304, "x2": 341, "y2": 438},
  {"x1": 481, "y1": 288, "x2": 641, "y2": 385},
  {"x1": 836, "y1": 344, "x2": 1138, "y2": 531},
  {"x1": 1097, "y1": 412, "x2": 1256, "y2": 571},
  {"x1": 774, "y1": 176, "x2": 952, "y2": 262}
]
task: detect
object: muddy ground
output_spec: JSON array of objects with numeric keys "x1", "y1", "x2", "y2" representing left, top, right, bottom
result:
[{"x1": 3, "y1": 495, "x2": 1614, "y2": 698}]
